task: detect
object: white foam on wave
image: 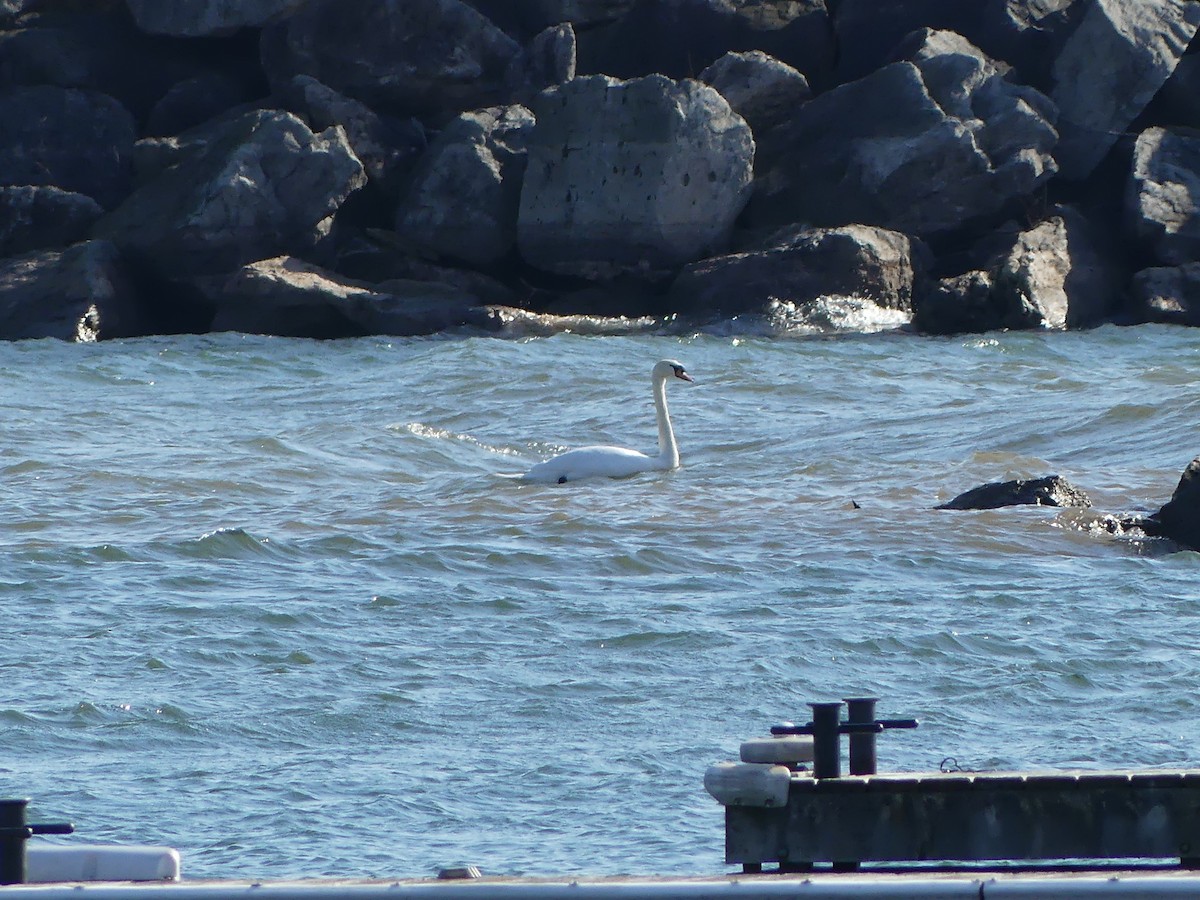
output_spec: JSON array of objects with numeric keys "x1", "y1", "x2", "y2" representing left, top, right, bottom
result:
[{"x1": 766, "y1": 294, "x2": 912, "y2": 335}]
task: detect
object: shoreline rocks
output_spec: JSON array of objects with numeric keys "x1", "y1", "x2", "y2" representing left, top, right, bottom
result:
[{"x1": 2, "y1": 1, "x2": 1200, "y2": 340}]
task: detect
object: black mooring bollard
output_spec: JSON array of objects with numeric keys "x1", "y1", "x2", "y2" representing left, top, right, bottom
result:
[
  {"x1": 808, "y1": 701, "x2": 845, "y2": 779},
  {"x1": 0, "y1": 799, "x2": 74, "y2": 884},
  {"x1": 772, "y1": 698, "x2": 919, "y2": 779},
  {"x1": 0, "y1": 799, "x2": 31, "y2": 885},
  {"x1": 845, "y1": 697, "x2": 879, "y2": 776}
]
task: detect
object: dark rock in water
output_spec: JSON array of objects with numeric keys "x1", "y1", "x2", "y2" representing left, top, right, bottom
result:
[
  {"x1": 938, "y1": 476, "x2": 1092, "y2": 510},
  {"x1": 0, "y1": 186, "x2": 104, "y2": 257},
  {"x1": 669, "y1": 223, "x2": 921, "y2": 318},
  {"x1": 0, "y1": 240, "x2": 143, "y2": 341},
  {"x1": 1141, "y1": 457, "x2": 1200, "y2": 551},
  {"x1": 1048, "y1": 0, "x2": 1200, "y2": 181},
  {"x1": 1128, "y1": 127, "x2": 1200, "y2": 267},
  {"x1": 0, "y1": 86, "x2": 136, "y2": 210},
  {"x1": 92, "y1": 109, "x2": 365, "y2": 278}
]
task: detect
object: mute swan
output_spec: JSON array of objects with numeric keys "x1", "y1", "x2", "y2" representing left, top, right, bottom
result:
[{"x1": 522, "y1": 359, "x2": 694, "y2": 484}]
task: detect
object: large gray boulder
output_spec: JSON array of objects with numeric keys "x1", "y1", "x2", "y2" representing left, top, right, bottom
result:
[
  {"x1": 1131, "y1": 263, "x2": 1200, "y2": 326},
  {"x1": 517, "y1": 74, "x2": 753, "y2": 278},
  {"x1": 0, "y1": 86, "x2": 136, "y2": 210},
  {"x1": 92, "y1": 109, "x2": 365, "y2": 278},
  {"x1": 1049, "y1": 0, "x2": 1200, "y2": 180},
  {"x1": 0, "y1": 186, "x2": 104, "y2": 258},
  {"x1": 914, "y1": 208, "x2": 1118, "y2": 333},
  {"x1": 750, "y1": 32, "x2": 1058, "y2": 239},
  {"x1": 124, "y1": 0, "x2": 304, "y2": 36},
  {"x1": 669, "y1": 224, "x2": 921, "y2": 317},
  {"x1": 397, "y1": 106, "x2": 534, "y2": 267},
  {"x1": 1128, "y1": 127, "x2": 1200, "y2": 267},
  {"x1": 1142, "y1": 456, "x2": 1200, "y2": 551},
  {"x1": 0, "y1": 240, "x2": 142, "y2": 341},
  {"x1": 261, "y1": 0, "x2": 520, "y2": 118},
  {"x1": 699, "y1": 50, "x2": 811, "y2": 137},
  {"x1": 203, "y1": 256, "x2": 494, "y2": 337}
]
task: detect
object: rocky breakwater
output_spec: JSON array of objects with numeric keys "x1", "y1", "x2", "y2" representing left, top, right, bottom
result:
[{"x1": 4, "y1": 0, "x2": 1200, "y2": 340}]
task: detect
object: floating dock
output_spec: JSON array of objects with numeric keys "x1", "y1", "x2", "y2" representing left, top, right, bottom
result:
[{"x1": 9, "y1": 698, "x2": 1200, "y2": 899}]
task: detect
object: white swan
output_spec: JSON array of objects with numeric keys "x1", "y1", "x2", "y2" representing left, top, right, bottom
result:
[{"x1": 521, "y1": 359, "x2": 695, "y2": 484}]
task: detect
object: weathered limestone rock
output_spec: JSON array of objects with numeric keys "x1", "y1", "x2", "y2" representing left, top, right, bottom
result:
[
  {"x1": 517, "y1": 74, "x2": 753, "y2": 278},
  {"x1": 397, "y1": 106, "x2": 534, "y2": 267},
  {"x1": 124, "y1": 0, "x2": 304, "y2": 36},
  {"x1": 971, "y1": 0, "x2": 1084, "y2": 91},
  {"x1": 669, "y1": 224, "x2": 921, "y2": 317},
  {"x1": 0, "y1": 240, "x2": 142, "y2": 341},
  {"x1": 1141, "y1": 456, "x2": 1200, "y2": 551},
  {"x1": 1128, "y1": 127, "x2": 1200, "y2": 267},
  {"x1": 937, "y1": 475, "x2": 1092, "y2": 510},
  {"x1": 93, "y1": 109, "x2": 365, "y2": 278},
  {"x1": 699, "y1": 50, "x2": 811, "y2": 137},
  {"x1": 1049, "y1": 0, "x2": 1200, "y2": 180},
  {"x1": 203, "y1": 256, "x2": 494, "y2": 338},
  {"x1": 0, "y1": 186, "x2": 104, "y2": 258},
  {"x1": 261, "y1": 0, "x2": 520, "y2": 118},
  {"x1": 750, "y1": 32, "x2": 1058, "y2": 238},
  {"x1": 1131, "y1": 263, "x2": 1200, "y2": 326},
  {"x1": 913, "y1": 209, "x2": 1117, "y2": 334},
  {"x1": 0, "y1": 86, "x2": 136, "y2": 210},
  {"x1": 579, "y1": 0, "x2": 834, "y2": 87}
]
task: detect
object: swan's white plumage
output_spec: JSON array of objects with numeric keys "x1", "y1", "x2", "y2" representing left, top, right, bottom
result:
[{"x1": 520, "y1": 359, "x2": 694, "y2": 484}]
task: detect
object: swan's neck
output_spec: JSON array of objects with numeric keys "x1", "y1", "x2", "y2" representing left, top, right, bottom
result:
[{"x1": 653, "y1": 374, "x2": 679, "y2": 468}]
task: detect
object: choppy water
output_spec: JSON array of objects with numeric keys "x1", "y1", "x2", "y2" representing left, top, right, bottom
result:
[{"x1": 3, "y1": 323, "x2": 1200, "y2": 880}]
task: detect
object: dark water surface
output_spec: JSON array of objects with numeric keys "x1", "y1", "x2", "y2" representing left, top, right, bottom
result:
[{"x1": 2, "y1": 326, "x2": 1198, "y2": 878}]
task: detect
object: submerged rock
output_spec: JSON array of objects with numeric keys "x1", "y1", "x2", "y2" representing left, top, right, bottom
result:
[
  {"x1": 1141, "y1": 456, "x2": 1200, "y2": 551},
  {"x1": 938, "y1": 475, "x2": 1092, "y2": 510}
]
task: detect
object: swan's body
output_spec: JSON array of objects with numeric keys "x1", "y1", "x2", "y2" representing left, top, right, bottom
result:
[{"x1": 521, "y1": 359, "x2": 694, "y2": 484}]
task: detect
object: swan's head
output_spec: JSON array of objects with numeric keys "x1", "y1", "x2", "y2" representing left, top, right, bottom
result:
[{"x1": 655, "y1": 359, "x2": 694, "y2": 384}]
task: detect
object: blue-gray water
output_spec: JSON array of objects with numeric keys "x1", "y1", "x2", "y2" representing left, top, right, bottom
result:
[{"x1": 3, "y1": 324, "x2": 1199, "y2": 879}]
